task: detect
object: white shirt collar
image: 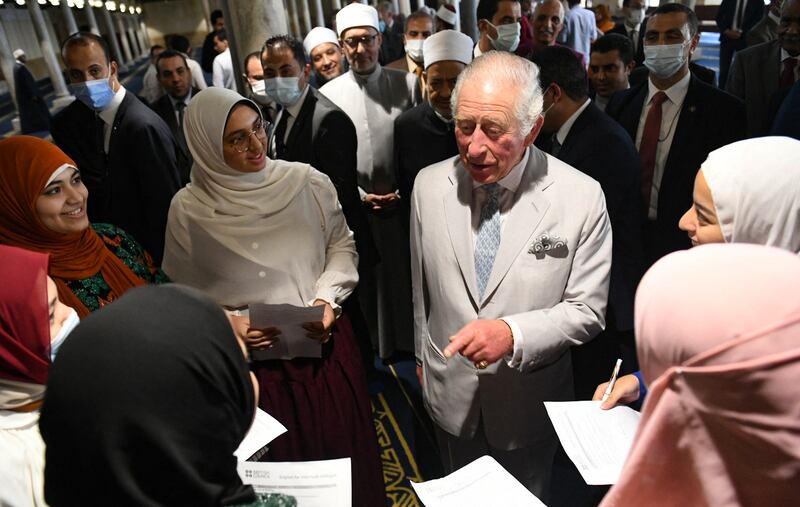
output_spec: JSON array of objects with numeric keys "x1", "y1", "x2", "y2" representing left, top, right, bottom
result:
[
  {"x1": 285, "y1": 84, "x2": 310, "y2": 119},
  {"x1": 474, "y1": 43, "x2": 483, "y2": 58},
  {"x1": 98, "y1": 84, "x2": 126, "y2": 125},
  {"x1": 472, "y1": 148, "x2": 530, "y2": 193},
  {"x1": 556, "y1": 98, "x2": 591, "y2": 145},
  {"x1": 647, "y1": 70, "x2": 691, "y2": 106},
  {"x1": 168, "y1": 88, "x2": 193, "y2": 108},
  {"x1": 781, "y1": 48, "x2": 799, "y2": 62}
]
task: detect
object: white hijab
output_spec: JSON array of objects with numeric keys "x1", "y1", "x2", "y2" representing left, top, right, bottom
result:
[
  {"x1": 163, "y1": 88, "x2": 315, "y2": 295},
  {"x1": 702, "y1": 136, "x2": 800, "y2": 254}
]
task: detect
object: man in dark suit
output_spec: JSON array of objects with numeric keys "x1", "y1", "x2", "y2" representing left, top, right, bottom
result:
[
  {"x1": 727, "y1": 0, "x2": 800, "y2": 136},
  {"x1": 606, "y1": 4, "x2": 746, "y2": 268},
  {"x1": 747, "y1": 0, "x2": 781, "y2": 47},
  {"x1": 716, "y1": 0, "x2": 764, "y2": 88},
  {"x1": 150, "y1": 49, "x2": 198, "y2": 185},
  {"x1": 609, "y1": 0, "x2": 647, "y2": 66},
  {"x1": 532, "y1": 46, "x2": 644, "y2": 396},
  {"x1": 12, "y1": 49, "x2": 51, "y2": 134},
  {"x1": 261, "y1": 34, "x2": 378, "y2": 368},
  {"x1": 201, "y1": 9, "x2": 224, "y2": 74},
  {"x1": 52, "y1": 32, "x2": 180, "y2": 264}
]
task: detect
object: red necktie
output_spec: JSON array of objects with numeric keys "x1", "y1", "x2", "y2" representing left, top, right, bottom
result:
[
  {"x1": 780, "y1": 58, "x2": 798, "y2": 89},
  {"x1": 639, "y1": 91, "x2": 668, "y2": 213}
]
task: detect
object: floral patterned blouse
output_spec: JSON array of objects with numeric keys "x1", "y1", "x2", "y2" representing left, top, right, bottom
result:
[
  {"x1": 63, "y1": 223, "x2": 169, "y2": 312},
  {"x1": 230, "y1": 493, "x2": 297, "y2": 507}
]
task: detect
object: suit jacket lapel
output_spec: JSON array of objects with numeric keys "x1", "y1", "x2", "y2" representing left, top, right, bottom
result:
[
  {"x1": 621, "y1": 83, "x2": 648, "y2": 141},
  {"x1": 285, "y1": 90, "x2": 315, "y2": 152},
  {"x1": 663, "y1": 76, "x2": 700, "y2": 176},
  {"x1": 763, "y1": 40, "x2": 781, "y2": 98},
  {"x1": 483, "y1": 148, "x2": 551, "y2": 303},
  {"x1": 443, "y1": 161, "x2": 480, "y2": 306}
]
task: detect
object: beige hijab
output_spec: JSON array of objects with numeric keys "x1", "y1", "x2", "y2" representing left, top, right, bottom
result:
[
  {"x1": 162, "y1": 88, "x2": 314, "y2": 296},
  {"x1": 601, "y1": 244, "x2": 800, "y2": 507}
]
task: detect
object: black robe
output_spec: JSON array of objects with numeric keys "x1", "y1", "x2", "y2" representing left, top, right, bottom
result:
[
  {"x1": 393, "y1": 101, "x2": 459, "y2": 201},
  {"x1": 14, "y1": 63, "x2": 51, "y2": 134}
]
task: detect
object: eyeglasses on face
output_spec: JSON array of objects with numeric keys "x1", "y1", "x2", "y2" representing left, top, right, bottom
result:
[
  {"x1": 343, "y1": 34, "x2": 378, "y2": 49},
  {"x1": 229, "y1": 119, "x2": 269, "y2": 153}
]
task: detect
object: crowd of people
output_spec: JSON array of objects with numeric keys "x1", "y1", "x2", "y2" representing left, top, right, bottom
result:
[{"x1": 1, "y1": 0, "x2": 799, "y2": 505}]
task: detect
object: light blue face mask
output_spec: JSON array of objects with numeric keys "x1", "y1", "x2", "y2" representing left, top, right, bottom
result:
[
  {"x1": 50, "y1": 308, "x2": 79, "y2": 362},
  {"x1": 643, "y1": 42, "x2": 688, "y2": 80},
  {"x1": 69, "y1": 77, "x2": 115, "y2": 110},
  {"x1": 379, "y1": 20, "x2": 387, "y2": 33},
  {"x1": 264, "y1": 77, "x2": 303, "y2": 107}
]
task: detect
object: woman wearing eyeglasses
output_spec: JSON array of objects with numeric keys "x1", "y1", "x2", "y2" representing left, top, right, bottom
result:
[{"x1": 162, "y1": 88, "x2": 385, "y2": 505}]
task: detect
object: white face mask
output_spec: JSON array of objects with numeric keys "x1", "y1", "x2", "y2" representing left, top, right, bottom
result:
[
  {"x1": 626, "y1": 8, "x2": 645, "y2": 26},
  {"x1": 264, "y1": 77, "x2": 303, "y2": 107},
  {"x1": 50, "y1": 308, "x2": 79, "y2": 362},
  {"x1": 644, "y1": 42, "x2": 689, "y2": 79},
  {"x1": 488, "y1": 21, "x2": 521, "y2": 52},
  {"x1": 405, "y1": 39, "x2": 425, "y2": 63}
]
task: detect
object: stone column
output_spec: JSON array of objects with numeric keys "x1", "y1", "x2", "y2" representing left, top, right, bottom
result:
[
  {"x1": 115, "y1": 15, "x2": 134, "y2": 64},
  {"x1": 330, "y1": 0, "x2": 342, "y2": 11},
  {"x1": 26, "y1": 0, "x2": 73, "y2": 109},
  {"x1": 460, "y1": 0, "x2": 479, "y2": 42},
  {"x1": 126, "y1": 16, "x2": 142, "y2": 58},
  {"x1": 399, "y1": 0, "x2": 411, "y2": 16},
  {"x1": 220, "y1": 0, "x2": 289, "y2": 93},
  {"x1": 84, "y1": 5, "x2": 101, "y2": 35},
  {"x1": 100, "y1": 6, "x2": 127, "y2": 70},
  {"x1": 0, "y1": 15, "x2": 17, "y2": 111},
  {"x1": 287, "y1": 0, "x2": 302, "y2": 38},
  {"x1": 312, "y1": 0, "x2": 325, "y2": 28},
  {"x1": 300, "y1": 0, "x2": 313, "y2": 34},
  {"x1": 61, "y1": 1, "x2": 79, "y2": 35}
]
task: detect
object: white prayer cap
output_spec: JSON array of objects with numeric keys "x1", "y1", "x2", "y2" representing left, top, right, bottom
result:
[
  {"x1": 436, "y1": 4, "x2": 458, "y2": 26},
  {"x1": 336, "y1": 3, "x2": 379, "y2": 37},
  {"x1": 13, "y1": 49, "x2": 25, "y2": 60},
  {"x1": 423, "y1": 30, "x2": 473, "y2": 69},
  {"x1": 304, "y1": 27, "x2": 340, "y2": 55}
]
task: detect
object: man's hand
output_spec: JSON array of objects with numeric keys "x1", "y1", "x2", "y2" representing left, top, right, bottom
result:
[
  {"x1": 364, "y1": 192, "x2": 400, "y2": 210},
  {"x1": 302, "y1": 299, "x2": 336, "y2": 343},
  {"x1": 443, "y1": 319, "x2": 514, "y2": 367},
  {"x1": 724, "y1": 28, "x2": 742, "y2": 39},
  {"x1": 228, "y1": 314, "x2": 280, "y2": 350},
  {"x1": 592, "y1": 373, "x2": 641, "y2": 409}
]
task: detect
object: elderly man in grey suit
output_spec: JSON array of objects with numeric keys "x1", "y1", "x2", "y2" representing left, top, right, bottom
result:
[{"x1": 410, "y1": 51, "x2": 612, "y2": 500}]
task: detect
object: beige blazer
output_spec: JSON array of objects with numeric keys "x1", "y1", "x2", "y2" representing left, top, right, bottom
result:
[{"x1": 410, "y1": 146, "x2": 612, "y2": 451}]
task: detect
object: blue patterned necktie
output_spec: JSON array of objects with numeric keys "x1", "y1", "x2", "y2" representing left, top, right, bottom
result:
[{"x1": 475, "y1": 183, "x2": 502, "y2": 301}]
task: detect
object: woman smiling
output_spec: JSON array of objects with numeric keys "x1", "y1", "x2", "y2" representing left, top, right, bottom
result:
[{"x1": 0, "y1": 136, "x2": 167, "y2": 317}]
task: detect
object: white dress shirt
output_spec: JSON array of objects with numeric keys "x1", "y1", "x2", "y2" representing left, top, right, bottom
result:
[
  {"x1": 556, "y1": 98, "x2": 591, "y2": 146},
  {"x1": 185, "y1": 57, "x2": 208, "y2": 90},
  {"x1": 635, "y1": 71, "x2": 691, "y2": 220},
  {"x1": 98, "y1": 85, "x2": 127, "y2": 154},
  {"x1": 141, "y1": 64, "x2": 163, "y2": 104},
  {"x1": 470, "y1": 149, "x2": 530, "y2": 366},
  {"x1": 212, "y1": 48, "x2": 237, "y2": 91}
]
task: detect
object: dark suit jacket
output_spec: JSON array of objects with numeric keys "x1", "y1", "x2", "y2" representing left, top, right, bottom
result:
[
  {"x1": 14, "y1": 63, "x2": 50, "y2": 133},
  {"x1": 536, "y1": 103, "x2": 643, "y2": 332},
  {"x1": 150, "y1": 88, "x2": 200, "y2": 185},
  {"x1": 606, "y1": 75, "x2": 746, "y2": 266},
  {"x1": 51, "y1": 92, "x2": 181, "y2": 264},
  {"x1": 610, "y1": 21, "x2": 646, "y2": 66},
  {"x1": 726, "y1": 39, "x2": 784, "y2": 136},
  {"x1": 716, "y1": 0, "x2": 763, "y2": 41},
  {"x1": 269, "y1": 87, "x2": 378, "y2": 272},
  {"x1": 394, "y1": 102, "x2": 458, "y2": 202}
]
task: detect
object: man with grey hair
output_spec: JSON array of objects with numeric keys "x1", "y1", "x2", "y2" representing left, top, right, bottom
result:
[{"x1": 410, "y1": 51, "x2": 612, "y2": 498}]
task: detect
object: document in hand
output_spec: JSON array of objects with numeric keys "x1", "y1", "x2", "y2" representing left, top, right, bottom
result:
[
  {"x1": 237, "y1": 458, "x2": 351, "y2": 507},
  {"x1": 234, "y1": 408, "x2": 288, "y2": 461},
  {"x1": 410, "y1": 455, "x2": 547, "y2": 507},
  {"x1": 544, "y1": 400, "x2": 641, "y2": 485},
  {"x1": 248, "y1": 303, "x2": 324, "y2": 360}
]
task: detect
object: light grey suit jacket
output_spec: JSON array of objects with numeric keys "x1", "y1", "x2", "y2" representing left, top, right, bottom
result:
[
  {"x1": 727, "y1": 39, "x2": 782, "y2": 136},
  {"x1": 410, "y1": 147, "x2": 612, "y2": 451}
]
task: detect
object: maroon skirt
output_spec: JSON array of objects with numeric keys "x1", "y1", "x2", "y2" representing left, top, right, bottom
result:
[{"x1": 252, "y1": 314, "x2": 385, "y2": 506}]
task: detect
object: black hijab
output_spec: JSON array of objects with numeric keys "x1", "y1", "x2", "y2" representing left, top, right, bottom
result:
[{"x1": 40, "y1": 284, "x2": 257, "y2": 506}]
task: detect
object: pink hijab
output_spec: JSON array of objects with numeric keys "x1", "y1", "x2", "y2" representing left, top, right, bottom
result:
[{"x1": 601, "y1": 244, "x2": 800, "y2": 507}]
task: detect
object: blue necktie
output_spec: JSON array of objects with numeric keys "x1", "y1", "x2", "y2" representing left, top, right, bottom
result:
[{"x1": 475, "y1": 183, "x2": 502, "y2": 301}]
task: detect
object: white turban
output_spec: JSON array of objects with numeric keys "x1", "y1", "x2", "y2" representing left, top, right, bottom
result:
[
  {"x1": 303, "y1": 27, "x2": 340, "y2": 55},
  {"x1": 13, "y1": 49, "x2": 25, "y2": 60},
  {"x1": 436, "y1": 4, "x2": 458, "y2": 26},
  {"x1": 423, "y1": 30, "x2": 474, "y2": 69},
  {"x1": 335, "y1": 3, "x2": 379, "y2": 37}
]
